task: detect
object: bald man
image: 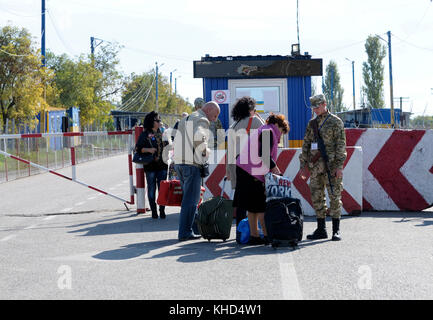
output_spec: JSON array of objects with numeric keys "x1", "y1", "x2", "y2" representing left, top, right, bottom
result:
[{"x1": 173, "y1": 101, "x2": 220, "y2": 241}]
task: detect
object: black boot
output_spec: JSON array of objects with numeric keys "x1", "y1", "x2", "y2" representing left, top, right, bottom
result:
[
  {"x1": 307, "y1": 218, "x2": 328, "y2": 240},
  {"x1": 150, "y1": 203, "x2": 158, "y2": 219},
  {"x1": 159, "y1": 206, "x2": 166, "y2": 219},
  {"x1": 332, "y1": 218, "x2": 341, "y2": 241}
]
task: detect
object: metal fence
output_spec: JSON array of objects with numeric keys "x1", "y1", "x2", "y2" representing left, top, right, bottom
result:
[{"x1": 0, "y1": 131, "x2": 133, "y2": 184}]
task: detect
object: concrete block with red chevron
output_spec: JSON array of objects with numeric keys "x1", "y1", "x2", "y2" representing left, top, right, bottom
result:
[
  {"x1": 203, "y1": 128, "x2": 433, "y2": 215},
  {"x1": 203, "y1": 147, "x2": 363, "y2": 216},
  {"x1": 346, "y1": 128, "x2": 433, "y2": 212}
]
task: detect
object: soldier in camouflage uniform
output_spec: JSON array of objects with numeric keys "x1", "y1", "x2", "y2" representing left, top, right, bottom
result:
[{"x1": 299, "y1": 94, "x2": 346, "y2": 241}]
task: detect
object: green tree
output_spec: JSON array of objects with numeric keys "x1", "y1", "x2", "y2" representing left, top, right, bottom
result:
[
  {"x1": 46, "y1": 45, "x2": 124, "y2": 127},
  {"x1": 362, "y1": 35, "x2": 386, "y2": 108},
  {"x1": 323, "y1": 60, "x2": 345, "y2": 112},
  {"x1": 120, "y1": 70, "x2": 192, "y2": 114},
  {"x1": 92, "y1": 41, "x2": 124, "y2": 102},
  {"x1": 410, "y1": 115, "x2": 433, "y2": 128},
  {"x1": 0, "y1": 25, "x2": 56, "y2": 132}
]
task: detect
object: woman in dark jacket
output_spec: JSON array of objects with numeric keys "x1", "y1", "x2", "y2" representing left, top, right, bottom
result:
[{"x1": 135, "y1": 111, "x2": 168, "y2": 219}]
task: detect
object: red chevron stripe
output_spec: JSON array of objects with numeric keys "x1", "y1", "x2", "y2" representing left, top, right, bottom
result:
[
  {"x1": 293, "y1": 169, "x2": 313, "y2": 207},
  {"x1": 341, "y1": 190, "x2": 361, "y2": 213},
  {"x1": 345, "y1": 129, "x2": 366, "y2": 147},
  {"x1": 368, "y1": 130, "x2": 428, "y2": 211},
  {"x1": 205, "y1": 156, "x2": 227, "y2": 198},
  {"x1": 276, "y1": 149, "x2": 297, "y2": 174},
  {"x1": 363, "y1": 197, "x2": 374, "y2": 211}
]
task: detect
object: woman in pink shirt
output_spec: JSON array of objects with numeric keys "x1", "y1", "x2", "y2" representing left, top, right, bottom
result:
[{"x1": 236, "y1": 113, "x2": 290, "y2": 245}]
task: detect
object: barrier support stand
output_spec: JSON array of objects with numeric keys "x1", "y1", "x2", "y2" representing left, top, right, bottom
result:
[{"x1": 134, "y1": 126, "x2": 148, "y2": 214}]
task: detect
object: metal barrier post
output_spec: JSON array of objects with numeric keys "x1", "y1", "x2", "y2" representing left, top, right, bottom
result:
[{"x1": 134, "y1": 126, "x2": 147, "y2": 214}]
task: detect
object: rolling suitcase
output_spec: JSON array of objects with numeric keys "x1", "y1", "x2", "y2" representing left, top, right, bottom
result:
[
  {"x1": 264, "y1": 197, "x2": 304, "y2": 248},
  {"x1": 264, "y1": 172, "x2": 303, "y2": 248},
  {"x1": 196, "y1": 178, "x2": 234, "y2": 242}
]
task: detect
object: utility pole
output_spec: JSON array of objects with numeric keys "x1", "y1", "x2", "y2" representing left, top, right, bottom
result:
[
  {"x1": 175, "y1": 75, "x2": 181, "y2": 95},
  {"x1": 387, "y1": 31, "x2": 395, "y2": 128},
  {"x1": 376, "y1": 31, "x2": 395, "y2": 127},
  {"x1": 345, "y1": 58, "x2": 356, "y2": 110},
  {"x1": 155, "y1": 62, "x2": 159, "y2": 112},
  {"x1": 170, "y1": 69, "x2": 177, "y2": 94},
  {"x1": 90, "y1": 37, "x2": 104, "y2": 66},
  {"x1": 393, "y1": 97, "x2": 409, "y2": 127},
  {"x1": 41, "y1": 0, "x2": 46, "y2": 67},
  {"x1": 330, "y1": 68, "x2": 334, "y2": 113}
]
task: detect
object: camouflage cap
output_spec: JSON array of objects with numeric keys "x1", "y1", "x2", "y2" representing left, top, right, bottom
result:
[{"x1": 309, "y1": 94, "x2": 326, "y2": 107}]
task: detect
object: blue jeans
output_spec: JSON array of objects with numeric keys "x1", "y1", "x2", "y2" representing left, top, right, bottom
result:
[
  {"x1": 174, "y1": 164, "x2": 201, "y2": 239},
  {"x1": 145, "y1": 169, "x2": 167, "y2": 211}
]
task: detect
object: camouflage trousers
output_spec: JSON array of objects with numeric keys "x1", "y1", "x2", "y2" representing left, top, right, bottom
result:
[{"x1": 309, "y1": 172, "x2": 343, "y2": 219}]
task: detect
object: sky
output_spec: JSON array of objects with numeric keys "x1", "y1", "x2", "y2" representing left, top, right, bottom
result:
[{"x1": 1, "y1": 0, "x2": 433, "y2": 117}]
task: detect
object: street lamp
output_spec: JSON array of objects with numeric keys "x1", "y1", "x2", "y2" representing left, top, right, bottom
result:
[
  {"x1": 376, "y1": 32, "x2": 395, "y2": 127},
  {"x1": 345, "y1": 58, "x2": 356, "y2": 111},
  {"x1": 155, "y1": 62, "x2": 165, "y2": 112},
  {"x1": 170, "y1": 69, "x2": 177, "y2": 94},
  {"x1": 175, "y1": 75, "x2": 182, "y2": 95}
]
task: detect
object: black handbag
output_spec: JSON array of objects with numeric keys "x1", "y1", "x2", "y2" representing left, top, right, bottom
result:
[
  {"x1": 200, "y1": 163, "x2": 210, "y2": 178},
  {"x1": 132, "y1": 152, "x2": 154, "y2": 165},
  {"x1": 133, "y1": 135, "x2": 156, "y2": 165}
]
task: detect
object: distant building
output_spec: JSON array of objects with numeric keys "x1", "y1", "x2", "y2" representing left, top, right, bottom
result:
[{"x1": 337, "y1": 108, "x2": 411, "y2": 128}]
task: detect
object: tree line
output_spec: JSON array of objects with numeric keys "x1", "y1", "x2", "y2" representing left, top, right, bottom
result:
[
  {"x1": 319, "y1": 35, "x2": 388, "y2": 113},
  {"x1": 0, "y1": 24, "x2": 193, "y2": 133}
]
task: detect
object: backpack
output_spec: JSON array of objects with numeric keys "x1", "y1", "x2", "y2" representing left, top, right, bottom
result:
[{"x1": 264, "y1": 197, "x2": 304, "y2": 248}]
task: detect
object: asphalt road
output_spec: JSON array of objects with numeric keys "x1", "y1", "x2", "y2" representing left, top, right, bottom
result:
[{"x1": 1, "y1": 154, "x2": 432, "y2": 300}]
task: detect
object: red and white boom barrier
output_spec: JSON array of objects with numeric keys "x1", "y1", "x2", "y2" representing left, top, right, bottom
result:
[
  {"x1": 1, "y1": 130, "x2": 136, "y2": 208},
  {"x1": 1, "y1": 130, "x2": 133, "y2": 139},
  {"x1": 0, "y1": 149, "x2": 133, "y2": 205}
]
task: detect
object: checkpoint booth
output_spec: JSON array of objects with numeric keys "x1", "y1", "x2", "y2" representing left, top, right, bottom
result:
[{"x1": 193, "y1": 54, "x2": 323, "y2": 148}]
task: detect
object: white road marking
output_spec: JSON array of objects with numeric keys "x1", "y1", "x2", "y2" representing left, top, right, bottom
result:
[
  {"x1": 278, "y1": 251, "x2": 303, "y2": 300},
  {"x1": 1, "y1": 235, "x2": 16, "y2": 242}
]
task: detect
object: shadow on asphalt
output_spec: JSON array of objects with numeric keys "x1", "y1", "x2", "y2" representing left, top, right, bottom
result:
[
  {"x1": 341, "y1": 211, "x2": 433, "y2": 227},
  {"x1": 73, "y1": 210, "x2": 433, "y2": 263},
  {"x1": 68, "y1": 212, "x2": 180, "y2": 236},
  {"x1": 92, "y1": 238, "x2": 298, "y2": 263}
]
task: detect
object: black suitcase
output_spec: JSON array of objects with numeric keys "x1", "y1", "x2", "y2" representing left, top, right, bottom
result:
[{"x1": 264, "y1": 197, "x2": 304, "y2": 248}]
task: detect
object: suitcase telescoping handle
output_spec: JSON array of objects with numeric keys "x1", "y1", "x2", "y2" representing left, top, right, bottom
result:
[
  {"x1": 221, "y1": 177, "x2": 227, "y2": 197},
  {"x1": 166, "y1": 159, "x2": 172, "y2": 181}
]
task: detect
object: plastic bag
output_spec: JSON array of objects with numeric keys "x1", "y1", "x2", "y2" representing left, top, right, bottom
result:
[
  {"x1": 236, "y1": 218, "x2": 264, "y2": 244},
  {"x1": 265, "y1": 172, "x2": 292, "y2": 202}
]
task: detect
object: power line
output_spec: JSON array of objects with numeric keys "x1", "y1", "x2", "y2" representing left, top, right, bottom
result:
[
  {"x1": 0, "y1": 7, "x2": 44, "y2": 17},
  {"x1": 122, "y1": 45, "x2": 192, "y2": 63},
  {"x1": 46, "y1": 9, "x2": 78, "y2": 56},
  {"x1": 391, "y1": 32, "x2": 433, "y2": 54},
  {"x1": 118, "y1": 74, "x2": 156, "y2": 111},
  {"x1": 0, "y1": 46, "x2": 33, "y2": 57},
  {"x1": 316, "y1": 39, "x2": 365, "y2": 56}
]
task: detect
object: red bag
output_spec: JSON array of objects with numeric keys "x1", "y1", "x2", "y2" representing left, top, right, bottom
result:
[{"x1": 157, "y1": 179, "x2": 205, "y2": 207}]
